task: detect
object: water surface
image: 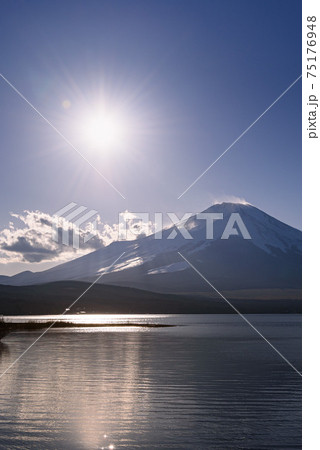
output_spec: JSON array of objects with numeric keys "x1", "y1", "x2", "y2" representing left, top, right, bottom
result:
[{"x1": 0, "y1": 314, "x2": 301, "y2": 449}]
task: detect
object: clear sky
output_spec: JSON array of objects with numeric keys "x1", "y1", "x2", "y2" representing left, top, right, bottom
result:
[{"x1": 0, "y1": 0, "x2": 301, "y2": 275}]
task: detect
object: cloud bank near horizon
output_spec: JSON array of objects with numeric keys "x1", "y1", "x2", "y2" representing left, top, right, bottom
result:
[
  {"x1": 0, "y1": 210, "x2": 115, "y2": 264},
  {"x1": 0, "y1": 209, "x2": 157, "y2": 265}
]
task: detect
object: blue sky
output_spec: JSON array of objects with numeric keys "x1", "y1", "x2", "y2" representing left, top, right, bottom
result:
[{"x1": 0, "y1": 0, "x2": 301, "y2": 275}]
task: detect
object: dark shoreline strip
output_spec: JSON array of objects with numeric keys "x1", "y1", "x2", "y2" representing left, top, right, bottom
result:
[{"x1": 1, "y1": 322, "x2": 175, "y2": 330}]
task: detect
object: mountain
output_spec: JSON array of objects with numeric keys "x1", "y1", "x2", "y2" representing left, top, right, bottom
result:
[{"x1": 1, "y1": 203, "x2": 301, "y2": 295}]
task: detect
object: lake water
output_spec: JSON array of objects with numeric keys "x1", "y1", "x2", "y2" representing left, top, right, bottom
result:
[{"x1": 0, "y1": 314, "x2": 301, "y2": 449}]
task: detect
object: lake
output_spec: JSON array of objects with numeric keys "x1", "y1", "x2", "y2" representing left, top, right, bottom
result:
[{"x1": 0, "y1": 314, "x2": 301, "y2": 449}]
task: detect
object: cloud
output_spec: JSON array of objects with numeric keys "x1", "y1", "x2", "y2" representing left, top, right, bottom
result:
[
  {"x1": 1, "y1": 236, "x2": 57, "y2": 263},
  {"x1": 117, "y1": 210, "x2": 155, "y2": 240},
  {"x1": 0, "y1": 210, "x2": 118, "y2": 264},
  {"x1": 211, "y1": 195, "x2": 250, "y2": 205},
  {"x1": 0, "y1": 209, "x2": 158, "y2": 265}
]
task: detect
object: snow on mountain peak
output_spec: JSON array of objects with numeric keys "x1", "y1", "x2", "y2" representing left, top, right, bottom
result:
[{"x1": 0, "y1": 202, "x2": 301, "y2": 287}]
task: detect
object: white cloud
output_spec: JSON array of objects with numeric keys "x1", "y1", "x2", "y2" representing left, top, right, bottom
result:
[
  {"x1": 0, "y1": 210, "x2": 117, "y2": 264},
  {"x1": 211, "y1": 195, "x2": 250, "y2": 205},
  {"x1": 0, "y1": 209, "x2": 158, "y2": 265}
]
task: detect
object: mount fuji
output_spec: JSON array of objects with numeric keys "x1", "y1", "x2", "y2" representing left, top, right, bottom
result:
[{"x1": 1, "y1": 203, "x2": 302, "y2": 295}]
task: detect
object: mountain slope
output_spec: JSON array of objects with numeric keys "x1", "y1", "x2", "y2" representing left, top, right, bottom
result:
[{"x1": 1, "y1": 203, "x2": 301, "y2": 292}]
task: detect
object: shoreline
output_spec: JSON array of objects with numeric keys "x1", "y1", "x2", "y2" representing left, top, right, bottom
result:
[{"x1": 0, "y1": 321, "x2": 175, "y2": 331}]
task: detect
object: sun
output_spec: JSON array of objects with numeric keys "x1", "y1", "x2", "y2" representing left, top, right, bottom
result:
[{"x1": 82, "y1": 109, "x2": 127, "y2": 149}]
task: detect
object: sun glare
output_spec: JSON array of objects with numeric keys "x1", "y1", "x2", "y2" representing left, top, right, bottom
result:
[{"x1": 82, "y1": 109, "x2": 127, "y2": 149}]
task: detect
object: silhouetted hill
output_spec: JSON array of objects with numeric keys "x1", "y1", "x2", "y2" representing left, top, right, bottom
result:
[{"x1": 0, "y1": 282, "x2": 301, "y2": 315}]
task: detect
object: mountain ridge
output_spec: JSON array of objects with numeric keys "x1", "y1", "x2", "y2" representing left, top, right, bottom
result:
[
  {"x1": 0, "y1": 203, "x2": 301, "y2": 292},
  {"x1": 0, "y1": 281, "x2": 302, "y2": 315}
]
